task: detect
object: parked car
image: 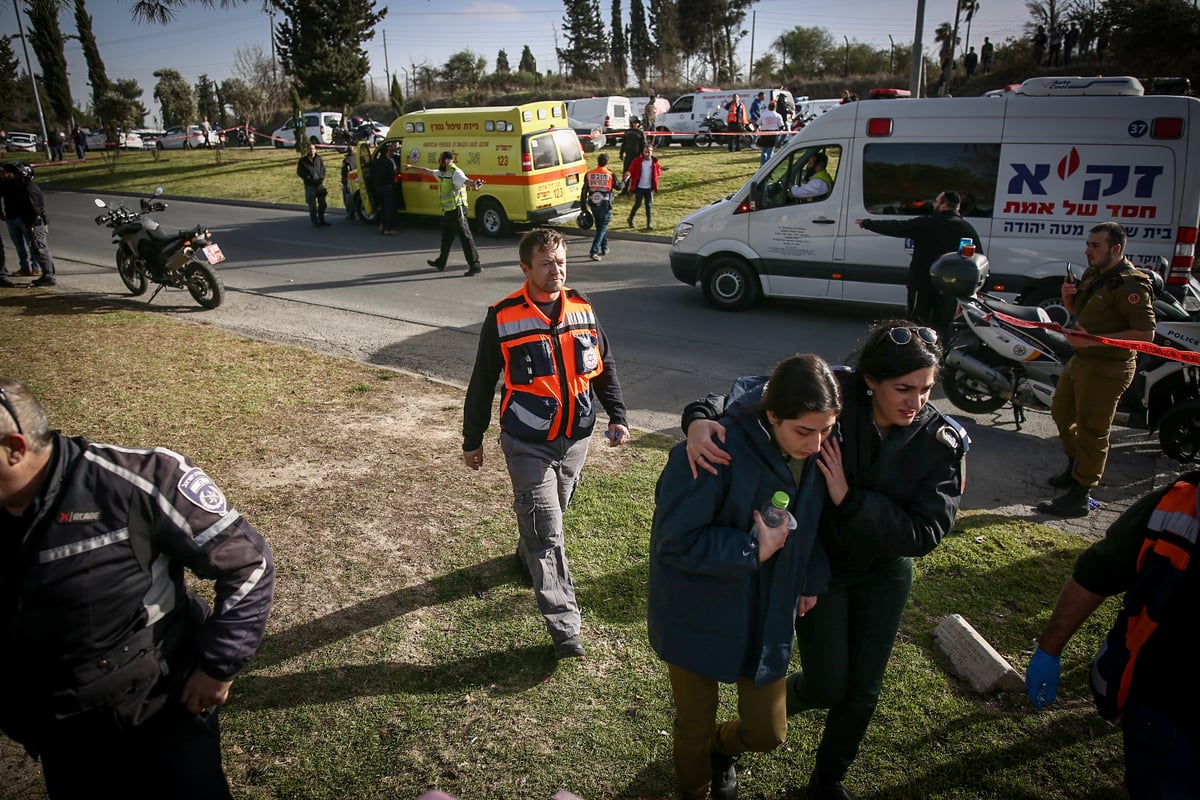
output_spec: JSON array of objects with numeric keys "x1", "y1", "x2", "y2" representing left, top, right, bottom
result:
[
  {"x1": 85, "y1": 129, "x2": 144, "y2": 151},
  {"x1": 133, "y1": 129, "x2": 166, "y2": 148},
  {"x1": 5, "y1": 132, "x2": 41, "y2": 152},
  {"x1": 568, "y1": 117, "x2": 606, "y2": 152},
  {"x1": 271, "y1": 111, "x2": 343, "y2": 147},
  {"x1": 157, "y1": 125, "x2": 218, "y2": 150}
]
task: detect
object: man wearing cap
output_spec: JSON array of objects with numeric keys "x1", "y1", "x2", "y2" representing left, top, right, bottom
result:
[
  {"x1": 620, "y1": 117, "x2": 646, "y2": 179},
  {"x1": 404, "y1": 151, "x2": 485, "y2": 276}
]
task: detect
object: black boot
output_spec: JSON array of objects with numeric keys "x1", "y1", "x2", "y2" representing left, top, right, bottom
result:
[
  {"x1": 808, "y1": 769, "x2": 857, "y2": 800},
  {"x1": 1037, "y1": 482, "x2": 1091, "y2": 518},
  {"x1": 709, "y1": 746, "x2": 739, "y2": 800},
  {"x1": 1047, "y1": 459, "x2": 1076, "y2": 489}
]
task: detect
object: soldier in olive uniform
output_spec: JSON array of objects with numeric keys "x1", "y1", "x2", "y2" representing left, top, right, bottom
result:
[{"x1": 1039, "y1": 222, "x2": 1156, "y2": 517}]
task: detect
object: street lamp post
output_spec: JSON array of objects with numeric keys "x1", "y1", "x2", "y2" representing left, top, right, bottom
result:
[{"x1": 10, "y1": 7, "x2": 52, "y2": 161}]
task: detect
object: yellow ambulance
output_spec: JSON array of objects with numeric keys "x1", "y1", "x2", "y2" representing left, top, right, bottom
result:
[{"x1": 347, "y1": 101, "x2": 586, "y2": 236}]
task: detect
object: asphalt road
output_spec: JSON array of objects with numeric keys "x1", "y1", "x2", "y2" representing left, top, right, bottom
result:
[{"x1": 23, "y1": 189, "x2": 1185, "y2": 538}]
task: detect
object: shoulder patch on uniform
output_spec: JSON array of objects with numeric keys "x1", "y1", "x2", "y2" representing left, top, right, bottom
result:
[
  {"x1": 1127, "y1": 291, "x2": 1142, "y2": 304},
  {"x1": 178, "y1": 467, "x2": 228, "y2": 515},
  {"x1": 936, "y1": 415, "x2": 971, "y2": 454}
]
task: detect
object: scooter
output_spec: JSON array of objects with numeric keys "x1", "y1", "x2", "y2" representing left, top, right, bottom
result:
[
  {"x1": 934, "y1": 252, "x2": 1200, "y2": 462},
  {"x1": 93, "y1": 188, "x2": 226, "y2": 309}
]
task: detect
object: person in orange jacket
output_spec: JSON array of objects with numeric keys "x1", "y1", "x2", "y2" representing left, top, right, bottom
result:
[{"x1": 724, "y1": 95, "x2": 749, "y2": 152}]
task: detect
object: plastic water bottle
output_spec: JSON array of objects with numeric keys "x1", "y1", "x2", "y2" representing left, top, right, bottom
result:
[{"x1": 760, "y1": 491, "x2": 790, "y2": 528}]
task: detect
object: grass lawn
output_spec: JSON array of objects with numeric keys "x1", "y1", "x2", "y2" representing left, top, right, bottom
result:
[
  {"x1": 25, "y1": 142, "x2": 765, "y2": 236},
  {"x1": 0, "y1": 289, "x2": 1126, "y2": 799}
]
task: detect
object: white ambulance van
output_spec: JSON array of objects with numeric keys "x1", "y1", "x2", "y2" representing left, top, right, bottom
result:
[
  {"x1": 670, "y1": 76, "x2": 1200, "y2": 311},
  {"x1": 657, "y1": 88, "x2": 795, "y2": 144}
]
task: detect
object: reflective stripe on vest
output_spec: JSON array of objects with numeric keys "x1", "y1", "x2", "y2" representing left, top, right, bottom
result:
[
  {"x1": 494, "y1": 286, "x2": 604, "y2": 441},
  {"x1": 727, "y1": 103, "x2": 745, "y2": 124},
  {"x1": 438, "y1": 169, "x2": 467, "y2": 212},
  {"x1": 585, "y1": 167, "x2": 614, "y2": 204},
  {"x1": 1091, "y1": 476, "x2": 1197, "y2": 720}
]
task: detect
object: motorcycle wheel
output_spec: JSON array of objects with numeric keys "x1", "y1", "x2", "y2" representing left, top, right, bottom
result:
[
  {"x1": 183, "y1": 262, "x2": 224, "y2": 309},
  {"x1": 1158, "y1": 399, "x2": 1200, "y2": 462},
  {"x1": 694, "y1": 132, "x2": 713, "y2": 148},
  {"x1": 941, "y1": 364, "x2": 1008, "y2": 413},
  {"x1": 116, "y1": 247, "x2": 148, "y2": 296}
]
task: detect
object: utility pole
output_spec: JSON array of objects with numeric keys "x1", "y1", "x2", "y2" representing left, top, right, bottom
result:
[
  {"x1": 12, "y1": 5, "x2": 51, "y2": 161},
  {"x1": 383, "y1": 30, "x2": 391, "y2": 92},
  {"x1": 748, "y1": 11, "x2": 756, "y2": 84},
  {"x1": 844, "y1": 35, "x2": 850, "y2": 77},
  {"x1": 267, "y1": 7, "x2": 278, "y2": 84},
  {"x1": 889, "y1": 34, "x2": 896, "y2": 75},
  {"x1": 909, "y1": 0, "x2": 927, "y2": 97}
]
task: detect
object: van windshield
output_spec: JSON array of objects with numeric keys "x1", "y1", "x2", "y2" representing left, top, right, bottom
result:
[{"x1": 669, "y1": 96, "x2": 693, "y2": 113}]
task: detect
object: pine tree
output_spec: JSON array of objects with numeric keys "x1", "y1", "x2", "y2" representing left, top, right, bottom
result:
[
  {"x1": 648, "y1": 0, "x2": 681, "y2": 82},
  {"x1": 496, "y1": 48, "x2": 511, "y2": 75},
  {"x1": 558, "y1": 0, "x2": 609, "y2": 81},
  {"x1": 26, "y1": 0, "x2": 74, "y2": 127},
  {"x1": 519, "y1": 45, "x2": 538, "y2": 74},
  {"x1": 275, "y1": 0, "x2": 386, "y2": 109},
  {"x1": 153, "y1": 68, "x2": 196, "y2": 127},
  {"x1": 73, "y1": 0, "x2": 112, "y2": 110},
  {"x1": 629, "y1": 0, "x2": 652, "y2": 84},
  {"x1": 610, "y1": 0, "x2": 628, "y2": 86}
]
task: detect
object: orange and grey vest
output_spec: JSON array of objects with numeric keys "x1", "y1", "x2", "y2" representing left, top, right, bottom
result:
[
  {"x1": 494, "y1": 285, "x2": 605, "y2": 441},
  {"x1": 585, "y1": 167, "x2": 615, "y2": 206},
  {"x1": 727, "y1": 102, "x2": 747, "y2": 125},
  {"x1": 1090, "y1": 473, "x2": 1198, "y2": 720}
]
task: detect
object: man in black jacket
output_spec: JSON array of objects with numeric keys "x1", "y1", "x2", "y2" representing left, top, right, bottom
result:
[
  {"x1": 0, "y1": 377, "x2": 275, "y2": 799},
  {"x1": 1, "y1": 162, "x2": 56, "y2": 286},
  {"x1": 296, "y1": 143, "x2": 329, "y2": 226},
  {"x1": 857, "y1": 190, "x2": 982, "y2": 329}
]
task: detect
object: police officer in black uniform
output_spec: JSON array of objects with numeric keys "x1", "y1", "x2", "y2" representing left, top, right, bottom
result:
[
  {"x1": 1038, "y1": 222, "x2": 1155, "y2": 518},
  {"x1": 0, "y1": 377, "x2": 275, "y2": 799}
]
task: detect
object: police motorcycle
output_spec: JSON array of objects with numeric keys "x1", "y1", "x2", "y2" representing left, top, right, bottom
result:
[
  {"x1": 932, "y1": 251, "x2": 1200, "y2": 462},
  {"x1": 93, "y1": 188, "x2": 226, "y2": 310},
  {"x1": 693, "y1": 109, "x2": 755, "y2": 149}
]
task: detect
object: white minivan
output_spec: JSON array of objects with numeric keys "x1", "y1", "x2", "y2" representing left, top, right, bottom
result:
[
  {"x1": 566, "y1": 96, "x2": 632, "y2": 145},
  {"x1": 670, "y1": 76, "x2": 1200, "y2": 311},
  {"x1": 657, "y1": 88, "x2": 795, "y2": 144}
]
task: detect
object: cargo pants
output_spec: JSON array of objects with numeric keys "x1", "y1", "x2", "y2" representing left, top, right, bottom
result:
[
  {"x1": 499, "y1": 431, "x2": 588, "y2": 644},
  {"x1": 1050, "y1": 354, "x2": 1136, "y2": 488}
]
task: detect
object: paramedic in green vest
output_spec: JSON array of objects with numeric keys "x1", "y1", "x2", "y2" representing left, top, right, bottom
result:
[
  {"x1": 1038, "y1": 222, "x2": 1155, "y2": 518},
  {"x1": 1026, "y1": 471, "x2": 1199, "y2": 799},
  {"x1": 404, "y1": 150, "x2": 485, "y2": 277},
  {"x1": 789, "y1": 152, "x2": 833, "y2": 202}
]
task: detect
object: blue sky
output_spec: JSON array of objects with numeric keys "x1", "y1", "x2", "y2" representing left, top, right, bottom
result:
[{"x1": 3, "y1": 0, "x2": 1032, "y2": 126}]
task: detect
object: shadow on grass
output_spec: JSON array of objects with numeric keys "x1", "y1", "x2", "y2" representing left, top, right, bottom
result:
[
  {"x1": 873, "y1": 705, "x2": 1122, "y2": 799},
  {"x1": 241, "y1": 554, "x2": 558, "y2": 707},
  {"x1": 235, "y1": 644, "x2": 555, "y2": 710},
  {"x1": 0, "y1": 287, "x2": 221, "y2": 317}
]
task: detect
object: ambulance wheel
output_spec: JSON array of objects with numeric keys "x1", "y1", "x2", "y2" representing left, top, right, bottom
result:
[
  {"x1": 354, "y1": 192, "x2": 378, "y2": 223},
  {"x1": 1021, "y1": 284, "x2": 1070, "y2": 326},
  {"x1": 701, "y1": 257, "x2": 759, "y2": 311},
  {"x1": 1159, "y1": 400, "x2": 1200, "y2": 462},
  {"x1": 476, "y1": 198, "x2": 509, "y2": 238}
]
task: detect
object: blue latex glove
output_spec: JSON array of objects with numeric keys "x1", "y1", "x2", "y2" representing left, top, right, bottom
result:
[{"x1": 1026, "y1": 647, "x2": 1061, "y2": 710}]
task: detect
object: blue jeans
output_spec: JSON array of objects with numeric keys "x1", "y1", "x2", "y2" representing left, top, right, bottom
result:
[
  {"x1": 1122, "y1": 702, "x2": 1200, "y2": 799},
  {"x1": 589, "y1": 203, "x2": 611, "y2": 256},
  {"x1": 6, "y1": 218, "x2": 31, "y2": 272}
]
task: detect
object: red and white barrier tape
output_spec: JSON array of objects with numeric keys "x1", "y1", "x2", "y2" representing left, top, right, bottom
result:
[{"x1": 988, "y1": 309, "x2": 1200, "y2": 366}]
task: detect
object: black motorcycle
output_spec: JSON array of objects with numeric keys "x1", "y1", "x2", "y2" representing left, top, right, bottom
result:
[
  {"x1": 93, "y1": 188, "x2": 226, "y2": 309},
  {"x1": 694, "y1": 109, "x2": 755, "y2": 149}
]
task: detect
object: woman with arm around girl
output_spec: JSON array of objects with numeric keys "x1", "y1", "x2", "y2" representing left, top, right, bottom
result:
[
  {"x1": 650, "y1": 354, "x2": 842, "y2": 800},
  {"x1": 682, "y1": 320, "x2": 969, "y2": 799}
]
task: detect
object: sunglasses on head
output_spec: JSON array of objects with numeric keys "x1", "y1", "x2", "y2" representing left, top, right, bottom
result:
[
  {"x1": 0, "y1": 386, "x2": 23, "y2": 435},
  {"x1": 887, "y1": 327, "x2": 938, "y2": 346}
]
